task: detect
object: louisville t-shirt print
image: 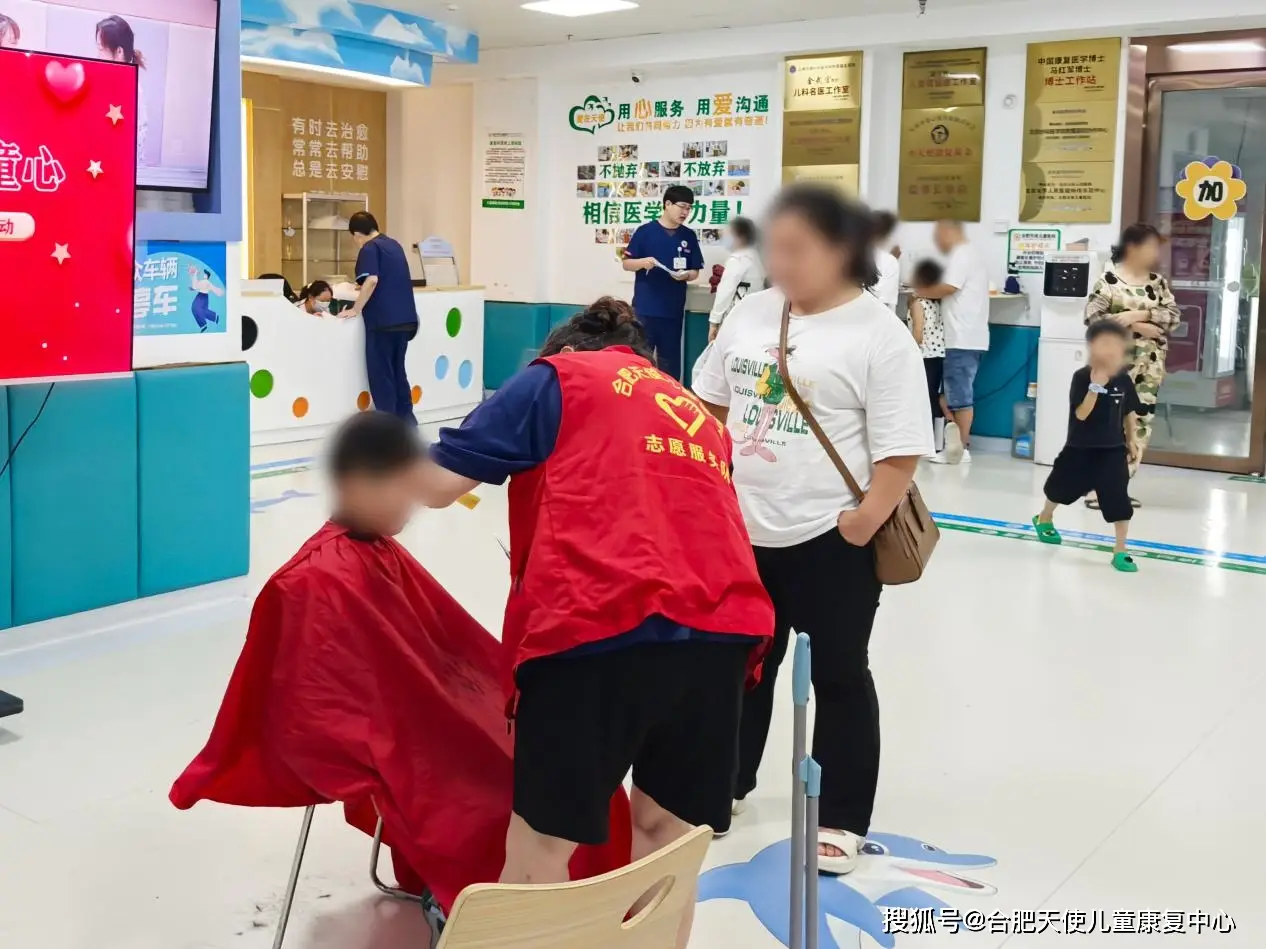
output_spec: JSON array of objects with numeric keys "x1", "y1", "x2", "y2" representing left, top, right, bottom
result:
[{"x1": 728, "y1": 343, "x2": 812, "y2": 463}]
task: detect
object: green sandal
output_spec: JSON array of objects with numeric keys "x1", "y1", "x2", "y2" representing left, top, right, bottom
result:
[
  {"x1": 1111, "y1": 552, "x2": 1139, "y2": 573},
  {"x1": 1032, "y1": 516, "x2": 1062, "y2": 545}
]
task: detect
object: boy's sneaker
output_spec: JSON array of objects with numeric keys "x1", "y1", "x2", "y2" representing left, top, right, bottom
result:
[
  {"x1": 1032, "y1": 516, "x2": 1062, "y2": 545},
  {"x1": 731, "y1": 798, "x2": 747, "y2": 816},
  {"x1": 1111, "y1": 552, "x2": 1139, "y2": 573}
]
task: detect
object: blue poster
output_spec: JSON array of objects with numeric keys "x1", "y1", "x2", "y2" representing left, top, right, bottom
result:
[{"x1": 134, "y1": 242, "x2": 228, "y2": 336}]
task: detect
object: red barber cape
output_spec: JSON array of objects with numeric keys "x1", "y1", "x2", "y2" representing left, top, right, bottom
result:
[{"x1": 170, "y1": 522, "x2": 631, "y2": 912}]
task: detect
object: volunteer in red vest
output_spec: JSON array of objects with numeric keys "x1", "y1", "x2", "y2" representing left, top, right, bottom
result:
[{"x1": 417, "y1": 297, "x2": 773, "y2": 947}]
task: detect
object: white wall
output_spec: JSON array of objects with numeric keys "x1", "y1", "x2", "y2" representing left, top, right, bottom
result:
[
  {"x1": 387, "y1": 84, "x2": 475, "y2": 283},
  {"x1": 469, "y1": 78, "x2": 550, "y2": 302}
]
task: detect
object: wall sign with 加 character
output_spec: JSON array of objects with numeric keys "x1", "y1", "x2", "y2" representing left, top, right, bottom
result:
[{"x1": 1174, "y1": 158, "x2": 1247, "y2": 222}]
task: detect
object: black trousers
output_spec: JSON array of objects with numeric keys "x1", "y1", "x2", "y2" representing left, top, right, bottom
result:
[
  {"x1": 736, "y1": 527, "x2": 883, "y2": 835},
  {"x1": 924, "y1": 357, "x2": 945, "y2": 424},
  {"x1": 365, "y1": 327, "x2": 417, "y2": 425}
]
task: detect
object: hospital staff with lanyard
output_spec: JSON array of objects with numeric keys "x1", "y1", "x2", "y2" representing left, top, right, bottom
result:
[
  {"x1": 414, "y1": 297, "x2": 774, "y2": 949},
  {"x1": 342, "y1": 211, "x2": 419, "y2": 425},
  {"x1": 623, "y1": 185, "x2": 705, "y2": 379}
]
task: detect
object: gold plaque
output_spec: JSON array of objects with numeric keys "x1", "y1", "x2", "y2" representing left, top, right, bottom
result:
[
  {"x1": 782, "y1": 163, "x2": 860, "y2": 197},
  {"x1": 1019, "y1": 161, "x2": 1115, "y2": 223},
  {"x1": 899, "y1": 106, "x2": 985, "y2": 165},
  {"x1": 784, "y1": 52, "x2": 863, "y2": 113},
  {"x1": 783, "y1": 110, "x2": 861, "y2": 166},
  {"x1": 902, "y1": 49, "x2": 986, "y2": 109},
  {"x1": 898, "y1": 163, "x2": 983, "y2": 222},
  {"x1": 1022, "y1": 100, "x2": 1117, "y2": 163},
  {"x1": 1025, "y1": 37, "x2": 1121, "y2": 105}
]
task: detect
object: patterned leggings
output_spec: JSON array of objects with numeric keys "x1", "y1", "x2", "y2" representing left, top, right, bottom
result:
[{"x1": 1128, "y1": 339, "x2": 1167, "y2": 478}]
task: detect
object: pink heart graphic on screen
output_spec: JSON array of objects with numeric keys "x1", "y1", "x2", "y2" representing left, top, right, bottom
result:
[{"x1": 44, "y1": 61, "x2": 86, "y2": 102}]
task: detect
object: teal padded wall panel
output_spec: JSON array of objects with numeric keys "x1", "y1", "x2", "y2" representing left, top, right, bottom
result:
[
  {"x1": 548, "y1": 303, "x2": 579, "y2": 330},
  {"x1": 0, "y1": 387, "x2": 10, "y2": 630},
  {"x1": 137, "y1": 364, "x2": 250, "y2": 596},
  {"x1": 974, "y1": 325, "x2": 1039, "y2": 439},
  {"x1": 484, "y1": 302, "x2": 550, "y2": 389},
  {"x1": 9, "y1": 379, "x2": 138, "y2": 625}
]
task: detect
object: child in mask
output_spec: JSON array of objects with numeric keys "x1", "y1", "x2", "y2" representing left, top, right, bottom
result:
[
  {"x1": 1033, "y1": 321, "x2": 1143, "y2": 572},
  {"x1": 295, "y1": 280, "x2": 334, "y2": 315}
]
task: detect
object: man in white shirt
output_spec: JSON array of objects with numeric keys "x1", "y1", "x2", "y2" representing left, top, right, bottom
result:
[
  {"x1": 870, "y1": 211, "x2": 901, "y2": 312},
  {"x1": 919, "y1": 220, "x2": 990, "y2": 464}
]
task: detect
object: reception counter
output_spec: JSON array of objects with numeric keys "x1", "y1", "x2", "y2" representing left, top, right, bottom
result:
[{"x1": 242, "y1": 282, "x2": 485, "y2": 443}]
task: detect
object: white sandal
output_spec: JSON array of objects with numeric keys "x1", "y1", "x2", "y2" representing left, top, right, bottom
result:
[{"x1": 816, "y1": 830, "x2": 862, "y2": 875}]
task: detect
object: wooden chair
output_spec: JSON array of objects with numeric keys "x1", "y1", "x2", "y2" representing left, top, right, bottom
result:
[{"x1": 436, "y1": 825, "x2": 713, "y2": 949}]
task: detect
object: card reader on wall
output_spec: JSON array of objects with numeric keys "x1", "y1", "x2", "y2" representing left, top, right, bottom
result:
[
  {"x1": 1042, "y1": 253, "x2": 1091, "y2": 299},
  {"x1": 1035, "y1": 250, "x2": 1103, "y2": 466}
]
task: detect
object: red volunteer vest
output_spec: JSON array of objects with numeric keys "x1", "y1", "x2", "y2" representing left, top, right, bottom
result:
[{"x1": 503, "y1": 347, "x2": 773, "y2": 684}]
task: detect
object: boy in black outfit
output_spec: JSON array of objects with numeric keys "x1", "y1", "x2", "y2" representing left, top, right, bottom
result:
[{"x1": 1033, "y1": 321, "x2": 1143, "y2": 572}]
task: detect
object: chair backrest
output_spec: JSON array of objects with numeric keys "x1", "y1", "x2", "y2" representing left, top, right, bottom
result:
[{"x1": 435, "y1": 825, "x2": 713, "y2": 949}]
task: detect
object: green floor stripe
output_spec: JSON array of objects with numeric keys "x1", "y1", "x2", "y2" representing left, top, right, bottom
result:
[
  {"x1": 934, "y1": 520, "x2": 1266, "y2": 576},
  {"x1": 1228, "y1": 474, "x2": 1266, "y2": 484},
  {"x1": 251, "y1": 465, "x2": 312, "y2": 481}
]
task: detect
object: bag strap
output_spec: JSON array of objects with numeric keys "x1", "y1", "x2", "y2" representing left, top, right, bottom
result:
[{"x1": 777, "y1": 299, "x2": 866, "y2": 504}]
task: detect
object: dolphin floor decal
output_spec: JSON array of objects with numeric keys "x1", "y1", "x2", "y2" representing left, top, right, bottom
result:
[{"x1": 698, "y1": 833, "x2": 997, "y2": 948}]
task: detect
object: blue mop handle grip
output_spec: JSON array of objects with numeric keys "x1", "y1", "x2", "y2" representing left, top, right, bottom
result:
[
  {"x1": 799, "y1": 756, "x2": 822, "y2": 798},
  {"x1": 792, "y1": 632, "x2": 811, "y2": 707}
]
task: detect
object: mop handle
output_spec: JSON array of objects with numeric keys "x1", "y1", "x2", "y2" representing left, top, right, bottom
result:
[
  {"x1": 802, "y1": 757, "x2": 823, "y2": 949},
  {"x1": 788, "y1": 632, "x2": 811, "y2": 949},
  {"x1": 792, "y1": 632, "x2": 811, "y2": 707}
]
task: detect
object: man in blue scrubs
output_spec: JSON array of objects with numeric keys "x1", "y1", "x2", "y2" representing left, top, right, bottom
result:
[
  {"x1": 343, "y1": 211, "x2": 419, "y2": 426},
  {"x1": 623, "y1": 185, "x2": 704, "y2": 379}
]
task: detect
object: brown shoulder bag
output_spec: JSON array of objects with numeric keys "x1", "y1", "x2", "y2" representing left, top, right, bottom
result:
[{"x1": 776, "y1": 300, "x2": 938, "y2": 585}]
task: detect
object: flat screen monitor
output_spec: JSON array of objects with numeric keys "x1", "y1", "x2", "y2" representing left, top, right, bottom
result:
[
  {"x1": 0, "y1": 47, "x2": 137, "y2": 381},
  {"x1": 0, "y1": 0, "x2": 218, "y2": 191}
]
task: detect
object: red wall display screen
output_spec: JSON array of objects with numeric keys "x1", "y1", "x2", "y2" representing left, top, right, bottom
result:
[{"x1": 0, "y1": 48, "x2": 137, "y2": 383}]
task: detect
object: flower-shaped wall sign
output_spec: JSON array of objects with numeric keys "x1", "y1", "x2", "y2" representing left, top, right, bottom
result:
[{"x1": 1175, "y1": 158, "x2": 1247, "y2": 221}]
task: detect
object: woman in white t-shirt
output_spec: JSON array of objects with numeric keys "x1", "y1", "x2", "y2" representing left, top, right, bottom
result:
[{"x1": 693, "y1": 185, "x2": 931, "y2": 873}]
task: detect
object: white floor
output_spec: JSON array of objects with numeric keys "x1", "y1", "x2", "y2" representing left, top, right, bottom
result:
[{"x1": 2, "y1": 444, "x2": 1265, "y2": 949}]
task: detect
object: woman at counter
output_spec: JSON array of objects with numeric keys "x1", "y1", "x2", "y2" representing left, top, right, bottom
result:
[
  {"x1": 295, "y1": 281, "x2": 334, "y2": 316},
  {"x1": 1084, "y1": 223, "x2": 1180, "y2": 506}
]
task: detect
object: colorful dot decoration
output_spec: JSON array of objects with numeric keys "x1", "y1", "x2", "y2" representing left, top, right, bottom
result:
[
  {"x1": 411, "y1": 385, "x2": 422, "y2": 405},
  {"x1": 435, "y1": 354, "x2": 450, "y2": 381},
  {"x1": 292, "y1": 397, "x2": 309, "y2": 419},
  {"x1": 445, "y1": 307, "x2": 462, "y2": 338},
  {"x1": 250, "y1": 369, "x2": 274, "y2": 399},
  {"x1": 357, "y1": 390, "x2": 371, "y2": 411},
  {"x1": 458, "y1": 360, "x2": 474, "y2": 390}
]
